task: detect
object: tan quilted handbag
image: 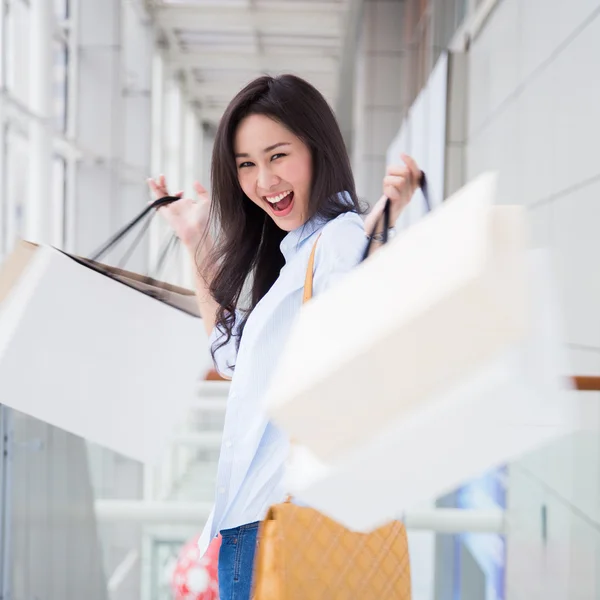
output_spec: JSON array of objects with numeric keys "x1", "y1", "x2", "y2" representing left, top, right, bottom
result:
[{"x1": 252, "y1": 237, "x2": 411, "y2": 599}]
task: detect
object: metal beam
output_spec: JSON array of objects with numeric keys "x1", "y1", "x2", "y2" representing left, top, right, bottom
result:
[
  {"x1": 402, "y1": 508, "x2": 505, "y2": 534},
  {"x1": 94, "y1": 500, "x2": 214, "y2": 523},
  {"x1": 94, "y1": 501, "x2": 506, "y2": 533},
  {"x1": 156, "y1": 7, "x2": 343, "y2": 37},
  {"x1": 157, "y1": 1, "x2": 346, "y2": 12},
  {"x1": 167, "y1": 52, "x2": 339, "y2": 74}
]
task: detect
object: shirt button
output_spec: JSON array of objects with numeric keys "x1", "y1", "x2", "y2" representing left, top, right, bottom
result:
[{"x1": 218, "y1": 486, "x2": 226, "y2": 494}]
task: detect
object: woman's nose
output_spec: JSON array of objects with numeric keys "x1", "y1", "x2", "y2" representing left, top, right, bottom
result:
[{"x1": 257, "y1": 166, "x2": 279, "y2": 191}]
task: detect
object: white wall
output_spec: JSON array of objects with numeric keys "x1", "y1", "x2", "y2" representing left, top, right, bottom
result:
[
  {"x1": 387, "y1": 52, "x2": 448, "y2": 230},
  {"x1": 353, "y1": 0, "x2": 407, "y2": 207},
  {"x1": 466, "y1": 1, "x2": 600, "y2": 598}
]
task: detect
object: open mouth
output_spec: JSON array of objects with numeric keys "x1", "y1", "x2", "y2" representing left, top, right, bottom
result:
[{"x1": 264, "y1": 190, "x2": 294, "y2": 217}]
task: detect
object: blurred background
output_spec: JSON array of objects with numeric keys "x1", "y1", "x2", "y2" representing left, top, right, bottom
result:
[{"x1": 0, "y1": 0, "x2": 599, "y2": 599}]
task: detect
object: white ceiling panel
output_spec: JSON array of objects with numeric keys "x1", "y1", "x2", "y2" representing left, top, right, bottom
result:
[{"x1": 150, "y1": 0, "x2": 352, "y2": 123}]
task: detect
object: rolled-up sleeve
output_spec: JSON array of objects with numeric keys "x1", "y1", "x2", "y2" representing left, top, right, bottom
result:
[
  {"x1": 208, "y1": 309, "x2": 243, "y2": 379},
  {"x1": 312, "y1": 213, "x2": 366, "y2": 296}
]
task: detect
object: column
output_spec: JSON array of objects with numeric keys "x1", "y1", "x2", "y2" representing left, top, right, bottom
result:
[
  {"x1": 352, "y1": 0, "x2": 408, "y2": 207},
  {"x1": 26, "y1": 0, "x2": 54, "y2": 244},
  {"x1": 0, "y1": 0, "x2": 7, "y2": 257},
  {"x1": 73, "y1": 0, "x2": 122, "y2": 259},
  {"x1": 119, "y1": 0, "x2": 154, "y2": 274}
]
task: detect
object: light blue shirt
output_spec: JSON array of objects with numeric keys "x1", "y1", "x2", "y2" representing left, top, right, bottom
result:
[{"x1": 199, "y1": 206, "x2": 366, "y2": 547}]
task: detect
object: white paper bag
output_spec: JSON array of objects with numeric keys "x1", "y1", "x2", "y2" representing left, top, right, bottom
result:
[
  {"x1": 283, "y1": 251, "x2": 576, "y2": 531},
  {"x1": 265, "y1": 173, "x2": 578, "y2": 531},
  {"x1": 266, "y1": 173, "x2": 530, "y2": 462},
  {"x1": 0, "y1": 241, "x2": 210, "y2": 464}
]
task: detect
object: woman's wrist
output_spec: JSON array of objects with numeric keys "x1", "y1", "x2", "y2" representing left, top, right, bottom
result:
[
  {"x1": 183, "y1": 227, "x2": 211, "y2": 255},
  {"x1": 365, "y1": 227, "x2": 396, "y2": 243}
]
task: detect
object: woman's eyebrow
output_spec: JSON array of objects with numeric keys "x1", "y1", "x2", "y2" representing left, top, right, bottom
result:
[
  {"x1": 263, "y1": 142, "x2": 290, "y2": 153},
  {"x1": 235, "y1": 142, "x2": 290, "y2": 159}
]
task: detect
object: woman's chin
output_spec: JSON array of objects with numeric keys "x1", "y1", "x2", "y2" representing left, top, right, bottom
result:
[{"x1": 267, "y1": 202, "x2": 308, "y2": 231}]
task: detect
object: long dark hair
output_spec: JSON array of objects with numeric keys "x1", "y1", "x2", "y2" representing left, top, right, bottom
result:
[{"x1": 203, "y1": 74, "x2": 363, "y2": 366}]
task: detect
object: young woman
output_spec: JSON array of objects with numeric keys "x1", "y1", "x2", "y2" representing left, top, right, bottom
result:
[{"x1": 149, "y1": 74, "x2": 420, "y2": 600}]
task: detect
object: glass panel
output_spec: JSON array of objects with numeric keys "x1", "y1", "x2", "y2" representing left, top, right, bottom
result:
[
  {"x1": 5, "y1": 0, "x2": 30, "y2": 105},
  {"x1": 83, "y1": 381, "x2": 223, "y2": 600},
  {"x1": 54, "y1": 0, "x2": 69, "y2": 20},
  {"x1": 3, "y1": 408, "x2": 111, "y2": 599},
  {"x1": 52, "y1": 154, "x2": 67, "y2": 247},
  {"x1": 4, "y1": 126, "x2": 28, "y2": 251},
  {"x1": 453, "y1": 467, "x2": 507, "y2": 600},
  {"x1": 53, "y1": 41, "x2": 68, "y2": 132},
  {"x1": 1, "y1": 381, "x2": 222, "y2": 600},
  {"x1": 0, "y1": 124, "x2": 7, "y2": 259}
]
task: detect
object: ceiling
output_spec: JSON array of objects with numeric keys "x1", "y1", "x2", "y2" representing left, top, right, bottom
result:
[{"x1": 148, "y1": 0, "x2": 354, "y2": 125}]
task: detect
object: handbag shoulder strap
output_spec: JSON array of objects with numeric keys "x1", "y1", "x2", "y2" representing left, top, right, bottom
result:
[{"x1": 303, "y1": 234, "x2": 321, "y2": 304}]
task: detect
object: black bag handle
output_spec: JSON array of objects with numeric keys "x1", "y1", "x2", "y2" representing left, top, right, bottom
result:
[
  {"x1": 89, "y1": 196, "x2": 181, "y2": 263},
  {"x1": 78, "y1": 195, "x2": 195, "y2": 313},
  {"x1": 361, "y1": 171, "x2": 431, "y2": 262},
  {"x1": 153, "y1": 232, "x2": 180, "y2": 278}
]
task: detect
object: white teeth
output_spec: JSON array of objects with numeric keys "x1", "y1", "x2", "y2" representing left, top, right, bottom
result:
[{"x1": 265, "y1": 191, "x2": 292, "y2": 204}]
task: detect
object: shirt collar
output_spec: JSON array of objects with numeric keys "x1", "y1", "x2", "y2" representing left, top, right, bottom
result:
[
  {"x1": 279, "y1": 213, "x2": 328, "y2": 263},
  {"x1": 279, "y1": 191, "x2": 355, "y2": 263}
]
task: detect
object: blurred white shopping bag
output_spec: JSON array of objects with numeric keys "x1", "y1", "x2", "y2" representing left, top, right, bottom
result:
[
  {"x1": 0, "y1": 199, "x2": 210, "y2": 464},
  {"x1": 265, "y1": 173, "x2": 578, "y2": 531}
]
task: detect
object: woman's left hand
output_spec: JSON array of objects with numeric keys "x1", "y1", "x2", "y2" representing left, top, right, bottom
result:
[{"x1": 364, "y1": 153, "x2": 422, "y2": 235}]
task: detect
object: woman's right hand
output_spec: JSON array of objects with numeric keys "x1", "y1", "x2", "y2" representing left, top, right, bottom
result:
[{"x1": 147, "y1": 175, "x2": 211, "y2": 250}]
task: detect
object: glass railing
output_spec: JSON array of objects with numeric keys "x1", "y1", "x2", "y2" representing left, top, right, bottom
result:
[
  {"x1": 2, "y1": 381, "x2": 599, "y2": 599},
  {"x1": 0, "y1": 378, "x2": 226, "y2": 600}
]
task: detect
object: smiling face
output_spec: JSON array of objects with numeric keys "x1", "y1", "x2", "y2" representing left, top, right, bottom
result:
[{"x1": 234, "y1": 114, "x2": 313, "y2": 232}]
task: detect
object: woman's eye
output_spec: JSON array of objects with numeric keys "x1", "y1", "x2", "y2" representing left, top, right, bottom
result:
[
  {"x1": 238, "y1": 161, "x2": 254, "y2": 169},
  {"x1": 271, "y1": 153, "x2": 286, "y2": 161}
]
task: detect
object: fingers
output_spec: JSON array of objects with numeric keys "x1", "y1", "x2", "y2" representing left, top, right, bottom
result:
[
  {"x1": 379, "y1": 154, "x2": 421, "y2": 223},
  {"x1": 148, "y1": 175, "x2": 206, "y2": 199},
  {"x1": 148, "y1": 175, "x2": 168, "y2": 197},
  {"x1": 400, "y1": 153, "x2": 422, "y2": 184},
  {"x1": 386, "y1": 165, "x2": 413, "y2": 190},
  {"x1": 147, "y1": 178, "x2": 160, "y2": 194},
  {"x1": 383, "y1": 174, "x2": 408, "y2": 189},
  {"x1": 383, "y1": 184, "x2": 407, "y2": 204},
  {"x1": 386, "y1": 164, "x2": 410, "y2": 178},
  {"x1": 386, "y1": 155, "x2": 421, "y2": 189},
  {"x1": 383, "y1": 173, "x2": 411, "y2": 202},
  {"x1": 383, "y1": 172, "x2": 412, "y2": 207},
  {"x1": 193, "y1": 181, "x2": 209, "y2": 199}
]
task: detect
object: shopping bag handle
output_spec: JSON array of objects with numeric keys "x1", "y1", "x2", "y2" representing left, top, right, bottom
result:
[
  {"x1": 361, "y1": 171, "x2": 431, "y2": 262},
  {"x1": 89, "y1": 195, "x2": 180, "y2": 263}
]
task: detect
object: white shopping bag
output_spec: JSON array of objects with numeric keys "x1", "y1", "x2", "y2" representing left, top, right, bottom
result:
[
  {"x1": 284, "y1": 252, "x2": 576, "y2": 530},
  {"x1": 0, "y1": 241, "x2": 209, "y2": 464},
  {"x1": 267, "y1": 173, "x2": 531, "y2": 461},
  {"x1": 265, "y1": 173, "x2": 578, "y2": 530}
]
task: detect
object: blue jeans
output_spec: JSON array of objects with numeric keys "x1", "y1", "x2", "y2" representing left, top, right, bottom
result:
[{"x1": 218, "y1": 521, "x2": 260, "y2": 600}]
